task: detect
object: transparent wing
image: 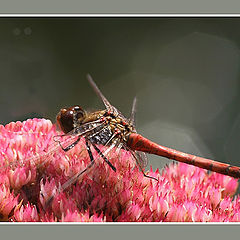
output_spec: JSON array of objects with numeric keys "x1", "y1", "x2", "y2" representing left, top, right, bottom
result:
[
  {"x1": 87, "y1": 74, "x2": 113, "y2": 112},
  {"x1": 3, "y1": 120, "x2": 106, "y2": 171},
  {"x1": 129, "y1": 96, "x2": 137, "y2": 129},
  {"x1": 135, "y1": 151, "x2": 148, "y2": 169},
  {"x1": 87, "y1": 74, "x2": 129, "y2": 123}
]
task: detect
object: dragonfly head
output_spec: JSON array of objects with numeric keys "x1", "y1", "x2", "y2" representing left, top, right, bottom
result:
[{"x1": 56, "y1": 105, "x2": 86, "y2": 134}]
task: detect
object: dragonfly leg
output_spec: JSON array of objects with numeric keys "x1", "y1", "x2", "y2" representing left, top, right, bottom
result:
[
  {"x1": 91, "y1": 143, "x2": 116, "y2": 172},
  {"x1": 85, "y1": 139, "x2": 94, "y2": 163},
  {"x1": 142, "y1": 171, "x2": 158, "y2": 181},
  {"x1": 136, "y1": 158, "x2": 158, "y2": 181},
  {"x1": 58, "y1": 136, "x2": 81, "y2": 152},
  {"x1": 125, "y1": 145, "x2": 158, "y2": 181}
]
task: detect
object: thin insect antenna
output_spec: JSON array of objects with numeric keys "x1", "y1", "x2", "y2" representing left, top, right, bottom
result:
[
  {"x1": 86, "y1": 74, "x2": 112, "y2": 111},
  {"x1": 129, "y1": 96, "x2": 137, "y2": 127}
]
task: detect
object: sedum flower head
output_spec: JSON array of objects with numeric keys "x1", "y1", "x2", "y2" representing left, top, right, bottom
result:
[{"x1": 0, "y1": 118, "x2": 239, "y2": 222}]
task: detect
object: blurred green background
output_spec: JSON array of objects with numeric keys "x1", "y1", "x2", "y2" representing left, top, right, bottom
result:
[{"x1": 0, "y1": 17, "x2": 240, "y2": 175}]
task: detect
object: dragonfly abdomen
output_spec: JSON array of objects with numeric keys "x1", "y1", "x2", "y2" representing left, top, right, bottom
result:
[{"x1": 127, "y1": 133, "x2": 240, "y2": 179}]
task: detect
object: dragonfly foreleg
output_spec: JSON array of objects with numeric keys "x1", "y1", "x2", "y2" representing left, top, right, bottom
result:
[
  {"x1": 91, "y1": 143, "x2": 116, "y2": 172},
  {"x1": 58, "y1": 136, "x2": 81, "y2": 152},
  {"x1": 85, "y1": 139, "x2": 94, "y2": 163}
]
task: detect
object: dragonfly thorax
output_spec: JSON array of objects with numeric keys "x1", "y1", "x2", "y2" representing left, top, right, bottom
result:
[{"x1": 100, "y1": 110, "x2": 135, "y2": 143}]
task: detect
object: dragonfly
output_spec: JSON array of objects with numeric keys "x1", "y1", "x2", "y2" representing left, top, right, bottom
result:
[{"x1": 54, "y1": 74, "x2": 240, "y2": 188}]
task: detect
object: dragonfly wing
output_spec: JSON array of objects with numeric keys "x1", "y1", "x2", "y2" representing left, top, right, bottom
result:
[
  {"x1": 135, "y1": 151, "x2": 148, "y2": 169},
  {"x1": 87, "y1": 74, "x2": 129, "y2": 123},
  {"x1": 87, "y1": 74, "x2": 113, "y2": 112},
  {"x1": 121, "y1": 142, "x2": 148, "y2": 170},
  {"x1": 129, "y1": 96, "x2": 137, "y2": 129},
  {"x1": 2, "y1": 120, "x2": 106, "y2": 179}
]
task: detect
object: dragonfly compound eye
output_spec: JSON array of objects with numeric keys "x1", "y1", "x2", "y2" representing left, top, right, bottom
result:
[
  {"x1": 73, "y1": 105, "x2": 85, "y2": 120},
  {"x1": 56, "y1": 108, "x2": 74, "y2": 134},
  {"x1": 56, "y1": 105, "x2": 86, "y2": 134}
]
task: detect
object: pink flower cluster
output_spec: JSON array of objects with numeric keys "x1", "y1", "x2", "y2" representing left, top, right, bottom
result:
[{"x1": 0, "y1": 118, "x2": 239, "y2": 222}]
